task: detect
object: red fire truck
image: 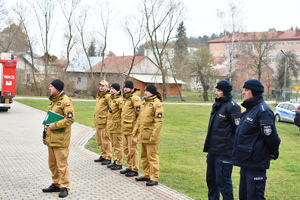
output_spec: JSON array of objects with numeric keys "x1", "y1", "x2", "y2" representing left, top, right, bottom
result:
[{"x1": 0, "y1": 53, "x2": 17, "y2": 112}]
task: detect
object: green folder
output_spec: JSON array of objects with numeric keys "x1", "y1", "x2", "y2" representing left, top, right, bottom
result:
[{"x1": 43, "y1": 110, "x2": 64, "y2": 132}]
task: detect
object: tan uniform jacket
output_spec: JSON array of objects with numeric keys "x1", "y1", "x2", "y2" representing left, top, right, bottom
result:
[
  {"x1": 121, "y1": 88, "x2": 142, "y2": 135},
  {"x1": 94, "y1": 89, "x2": 110, "y2": 128},
  {"x1": 107, "y1": 91, "x2": 123, "y2": 134},
  {"x1": 45, "y1": 91, "x2": 75, "y2": 147},
  {"x1": 133, "y1": 93, "x2": 164, "y2": 144}
]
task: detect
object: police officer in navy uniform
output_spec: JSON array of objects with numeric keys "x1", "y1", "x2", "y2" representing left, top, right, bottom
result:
[
  {"x1": 203, "y1": 80, "x2": 241, "y2": 200},
  {"x1": 233, "y1": 79, "x2": 281, "y2": 200}
]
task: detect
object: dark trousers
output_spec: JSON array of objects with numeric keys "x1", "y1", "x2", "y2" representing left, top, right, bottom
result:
[
  {"x1": 239, "y1": 168, "x2": 267, "y2": 200},
  {"x1": 206, "y1": 153, "x2": 234, "y2": 200}
]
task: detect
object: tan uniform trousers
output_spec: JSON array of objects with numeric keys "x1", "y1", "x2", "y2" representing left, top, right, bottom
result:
[
  {"x1": 48, "y1": 147, "x2": 70, "y2": 189},
  {"x1": 141, "y1": 143, "x2": 159, "y2": 182},
  {"x1": 95, "y1": 127, "x2": 112, "y2": 160},
  {"x1": 110, "y1": 133, "x2": 123, "y2": 165},
  {"x1": 123, "y1": 135, "x2": 139, "y2": 172}
]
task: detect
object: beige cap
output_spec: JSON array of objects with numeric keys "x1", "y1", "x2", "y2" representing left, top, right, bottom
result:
[{"x1": 99, "y1": 80, "x2": 108, "y2": 86}]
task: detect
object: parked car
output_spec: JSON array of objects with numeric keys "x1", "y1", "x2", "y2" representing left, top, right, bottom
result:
[{"x1": 274, "y1": 101, "x2": 300, "y2": 123}]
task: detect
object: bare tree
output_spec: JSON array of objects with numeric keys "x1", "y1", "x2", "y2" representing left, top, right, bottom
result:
[
  {"x1": 0, "y1": 0, "x2": 8, "y2": 29},
  {"x1": 122, "y1": 14, "x2": 146, "y2": 80},
  {"x1": 275, "y1": 50, "x2": 300, "y2": 100},
  {"x1": 242, "y1": 31, "x2": 276, "y2": 81},
  {"x1": 75, "y1": 8, "x2": 93, "y2": 73},
  {"x1": 141, "y1": 0, "x2": 184, "y2": 100},
  {"x1": 59, "y1": 0, "x2": 81, "y2": 72},
  {"x1": 165, "y1": 52, "x2": 185, "y2": 101},
  {"x1": 0, "y1": 23, "x2": 27, "y2": 52},
  {"x1": 188, "y1": 47, "x2": 218, "y2": 101},
  {"x1": 75, "y1": 5, "x2": 103, "y2": 97},
  {"x1": 13, "y1": 2, "x2": 39, "y2": 95},
  {"x1": 94, "y1": 1, "x2": 115, "y2": 80},
  {"x1": 217, "y1": 0, "x2": 245, "y2": 82},
  {"x1": 31, "y1": 0, "x2": 58, "y2": 95}
]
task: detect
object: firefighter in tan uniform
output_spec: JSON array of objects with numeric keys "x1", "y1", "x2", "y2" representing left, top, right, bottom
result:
[
  {"x1": 93, "y1": 80, "x2": 112, "y2": 165},
  {"x1": 120, "y1": 81, "x2": 142, "y2": 177},
  {"x1": 106, "y1": 83, "x2": 124, "y2": 170},
  {"x1": 134, "y1": 84, "x2": 164, "y2": 186},
  {"x1": 42, "y1": 79, "x2": 75, "y2": 198}
]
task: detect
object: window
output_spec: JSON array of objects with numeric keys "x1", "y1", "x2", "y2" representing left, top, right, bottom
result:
[
  {"x1": 287, "y1": 42, "x2": 294, "y2": 46},
  {"x1": 269, "y1": 43, "x2": 276, "y2": 50},
  {"x1": 277, "y1": 42, "x2": 284, "y2": 46},
  {"x1": 77, "y1": 77, "x2": 81, "y2": 83},
  {"x1": 289, "y1": 105, "x2": 296, "y2": 111},
  {"x1": 296, "y1": 42, "x2": 300, "y2": 45},
  {"x1": 26, "y1": 74, "x2": 30, "y2": 82},
  {"x1": 282, "y1": 103, "x2": 289, "y2": 109}
]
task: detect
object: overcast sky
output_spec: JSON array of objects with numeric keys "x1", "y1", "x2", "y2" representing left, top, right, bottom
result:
[
  {"x1": 6, "y1": 0, "x2": 300, "y2": 57},
  {"x1": 105, "y1": 0, "x2": 300, "y2": 55}
]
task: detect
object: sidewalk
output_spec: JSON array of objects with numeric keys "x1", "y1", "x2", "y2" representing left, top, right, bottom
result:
[{"x1": 0, "y1": 102, "x2": 193, "y2": 200}]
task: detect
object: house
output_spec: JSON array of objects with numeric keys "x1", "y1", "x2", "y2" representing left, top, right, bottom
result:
[
  {"x1": 208, "y1": 30, "x2": 300, "y2": 72},
  {"x1": 81, "y1": 51, "x2": 184, "y2": 96},
  {"x1": 207, "y1": 30, "x2": 300, "y2": 93},
  {"x1": 16, "y1": 52, "x2": 67, "y2": 84},
  {"x1": 129, "y1": 74, "x2": 185, "y2": 96},
  {"x1": 66, "y1": 56, "x2": 102, "y2": 91}
]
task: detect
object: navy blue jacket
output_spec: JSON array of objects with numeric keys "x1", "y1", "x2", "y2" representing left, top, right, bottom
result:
[
  {"x1": 203, "y1": 95, "x2": 241, "y2": 156},
  {"x1": 232, "y1": 94, "x2": 281, "y2": 170}
]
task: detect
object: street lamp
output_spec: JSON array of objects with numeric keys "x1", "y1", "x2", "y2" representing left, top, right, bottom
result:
[{"x1": 280, "y1": 50, "x2": 288, "y2": 101}]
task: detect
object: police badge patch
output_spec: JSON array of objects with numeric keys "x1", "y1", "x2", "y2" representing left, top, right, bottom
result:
[
  {"x1": 263, "y1": 125, "x2": 272, "y2": 136},
  {"x1": 234, "y1": 117, "x2": 240, "y2": 125}
]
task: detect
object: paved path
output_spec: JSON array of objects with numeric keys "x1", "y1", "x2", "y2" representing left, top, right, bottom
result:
[{"x1": 0, "y1": 102, "x2": 193, "y2": 200}]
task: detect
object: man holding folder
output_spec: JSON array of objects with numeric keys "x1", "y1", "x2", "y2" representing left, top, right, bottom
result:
[{"x1": 42, "y1": 79, "x2": 75, "y2": 198}]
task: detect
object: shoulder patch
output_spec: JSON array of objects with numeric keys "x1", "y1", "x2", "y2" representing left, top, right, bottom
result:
[
  {"x1": 234, "y1": 117, "x2": 240, "y2": 125},
  {"x1": 263, "y1": 125, "x2": 272, "y2": 136},
  {"x1": 66, "y1": 103, "x2": 70, "y2": 107},
  {"x1": 67, "y1": 112, "x2": 73, "y2": 118}
]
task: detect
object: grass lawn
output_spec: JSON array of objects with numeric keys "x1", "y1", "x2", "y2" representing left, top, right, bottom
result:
[{"x1": 15, "y1": 98, "x2": 300, "y2": 200}]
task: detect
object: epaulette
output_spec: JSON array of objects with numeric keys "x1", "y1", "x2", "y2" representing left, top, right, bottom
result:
[
  {"x1": 230, "y1": 100, "x2": 235, "y2": 106},
  {"x1": 260, "y1": 103, "x2": 266, "y2": 111}
]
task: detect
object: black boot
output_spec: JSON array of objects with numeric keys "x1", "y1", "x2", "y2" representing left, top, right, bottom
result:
[
  {"x1": 107, "y1": 161, "x2": 116, "y2": 168},
  {"x1": 146, "y1": 180, "x2": 158, "y2": 186},
  {"x1": 101, "y1": 159, "x2": 111, "y2": 165},
  {"x1": 42, "y1": 184, "x2": 60, "y2": 193},
  {"x1": 94, "y1": 156, "x2": 105, "y2": 162},
  {"x1": 58, "y1": 188, "x2": 68, "y2": 198},
  {"x1": 111, "y1": 164, "x2": 122, "y2": 170},
  {"x1": 135, "y1": 176, "x2": 150, "y2": 182},
  {"x1": 120, "y1": 168, "x2": 131, "y2": 174},
  {"x1": 125, "y1": 170, "x2": 139, "y2": 177}
]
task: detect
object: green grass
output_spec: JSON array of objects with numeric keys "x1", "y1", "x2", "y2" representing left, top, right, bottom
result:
[{"x1": 15, "y1": 99, "x2": 300, "y2": 200}]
